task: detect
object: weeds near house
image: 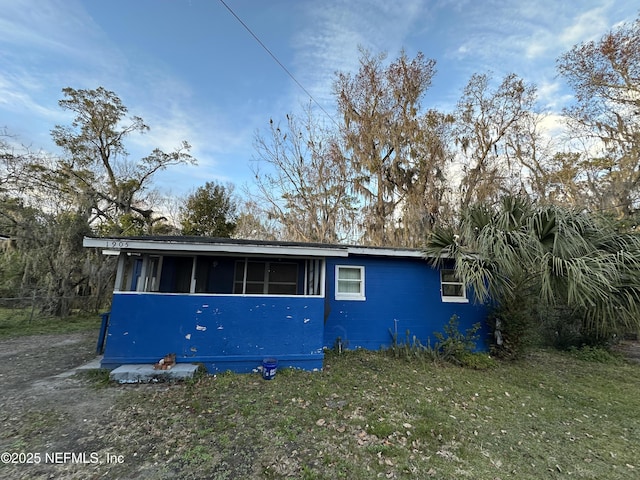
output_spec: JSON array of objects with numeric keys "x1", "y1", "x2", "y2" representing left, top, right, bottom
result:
[{"x1": 389, "y1": 315, "x2": 495, "y2": 369}]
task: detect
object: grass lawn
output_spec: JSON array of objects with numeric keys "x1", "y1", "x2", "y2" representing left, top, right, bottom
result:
[
  {"x1": 3, "y1": 307, "x2": 638, "y2": 479},
  {"x1": 0, "y1": 307, "x2": 102, "y2": 338},
  {"x1": 103, "y1": 348, "x2": 640, "y2": 479}
]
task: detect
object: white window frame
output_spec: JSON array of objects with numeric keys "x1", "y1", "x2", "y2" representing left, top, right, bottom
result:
[
  {"x1": 335, "y1": 265, "x2": 366, "y2": 301},
  {"x1": 440, "y1": 269, "x2": 468, "y2": 303}
]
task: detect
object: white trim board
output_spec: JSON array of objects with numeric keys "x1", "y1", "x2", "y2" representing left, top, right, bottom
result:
[{"x1": 83, "y1": 237, "x2": 349, "y2": 258}]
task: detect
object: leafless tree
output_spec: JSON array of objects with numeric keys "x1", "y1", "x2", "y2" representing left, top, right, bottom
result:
[
  {"x1": 251, "y1": 107, "x2": 358, "y2": 243},
  {"x1": 454, "y1": 73, "x2": 537, "y2": 210}
]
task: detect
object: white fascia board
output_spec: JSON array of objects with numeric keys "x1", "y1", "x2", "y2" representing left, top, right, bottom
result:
[
  {"x1": 346, "y1": 246, "x2": 425, "y2": 258},
  {"x1": 346, "y1": 246, "x2": 454, "y2": 260},
  {"x1": 83, "y1": 237, "x2": 349, "y2": 258}
]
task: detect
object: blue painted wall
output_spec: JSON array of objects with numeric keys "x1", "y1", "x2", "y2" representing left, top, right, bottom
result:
[
  {"x1": 324, "y1": 256, "x2": 488, "y2": 351},
  {"x1": 101, "y1": 253, "x2": 489, "y2": 374},
  {"x1": 102, "y1": 293, "x2": 325, "y2": 373}
]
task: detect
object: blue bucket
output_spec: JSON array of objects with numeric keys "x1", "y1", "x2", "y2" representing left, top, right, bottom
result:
[{"x1": 262, "y1": 358, "x2": 278, "y2": 380}]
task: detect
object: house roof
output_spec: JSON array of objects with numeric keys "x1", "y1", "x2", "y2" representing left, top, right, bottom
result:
[{"x1": 82, "y1": 236, "x2": 429, "y2": 259}]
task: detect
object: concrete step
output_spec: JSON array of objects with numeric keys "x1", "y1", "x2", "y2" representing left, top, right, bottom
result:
[{"x1": 110, "y1": 363, "x2": 199, "y2": 383}]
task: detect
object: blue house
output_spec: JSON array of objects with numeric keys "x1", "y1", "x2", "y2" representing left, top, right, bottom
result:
[{"x1": 83, "y1": 236, "x2": 488, "y2": 373}]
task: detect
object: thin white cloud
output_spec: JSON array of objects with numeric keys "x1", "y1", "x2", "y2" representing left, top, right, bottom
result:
[
  {"x1": 536, "y1": 80, "x2": 575, "y2": 110},
  {"x1": 0, "y1": 72, "x2": 60, "y2": 119},
  {"x1": 0, "y1": 0, "x2": 129, "y2": 145},
  {"x1": 537, "y1": 112, "x2": 569, "y2": 141},
  {"x1": 559, "y1": 3, "x2": 611, "y2": 46},
  {"x1": 290, "y1": 0, "x2": 428, "y2": 112},
  {"x1": 277, "y1": 0, "x2": 639, "y2": 133},
  {"x1": 443, "y1": 0, "x2": 628, "y2": 65},
  {"x1": 124, "y1": 86, "x2": 256, "y2": 195},
  {"x1": 440, "y1": 0, "x2": 638, "y2": 113},
  {"x1": 0, "y1": 0, "x2": 118, "y2": 64}
]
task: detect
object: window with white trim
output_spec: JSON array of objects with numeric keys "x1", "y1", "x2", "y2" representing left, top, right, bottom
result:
[
  {"x1": 335, "y1": 265, "x2": 365, "y2": 300},
  {"x1": 440, "y1": 269, "x2": 468, "y2": 302}
]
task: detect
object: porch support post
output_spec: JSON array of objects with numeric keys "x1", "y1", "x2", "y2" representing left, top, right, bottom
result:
[{"x1": 113, "y1": 253, "x2": 126, "y2": 292}]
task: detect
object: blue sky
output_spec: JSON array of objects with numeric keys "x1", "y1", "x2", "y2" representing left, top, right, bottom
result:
[{"x1": 0, "y1": 0, "x2": 638, "y2": 197}]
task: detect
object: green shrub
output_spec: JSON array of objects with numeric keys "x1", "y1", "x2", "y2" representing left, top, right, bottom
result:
[
  {"x1": 456, "y1": 351, "x2": 497, "y2": 370},
  {"x1": 567, "y1": 345, "x2": 623, "y2": 364},
  {"x1": 433, "y1": 315, "x2": 481, "y2": 364},
  {"x1": 487, "y1": 297, "x2": 535, "y2": 359}
]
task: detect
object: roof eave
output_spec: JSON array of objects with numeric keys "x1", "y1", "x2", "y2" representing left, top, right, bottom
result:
[{"x1": 82, "y1": 236, "x2": 349, "y2": 258}]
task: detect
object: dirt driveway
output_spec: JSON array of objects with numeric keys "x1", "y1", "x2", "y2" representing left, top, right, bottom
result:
[{"x1": 0, "y1": 331, "x2": 133, "y2": 480}]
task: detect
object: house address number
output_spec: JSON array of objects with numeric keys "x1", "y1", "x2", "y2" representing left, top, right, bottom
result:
[{"x1": 107, "y1": 241, "x2": 129, "y2": 248}]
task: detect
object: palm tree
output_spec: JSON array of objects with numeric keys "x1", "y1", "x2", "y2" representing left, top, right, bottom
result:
[{"x1": 424, "y1": 195, "x2": 640, "y2": 353}]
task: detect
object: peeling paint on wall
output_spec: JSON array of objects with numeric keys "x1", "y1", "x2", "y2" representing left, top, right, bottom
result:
[{"x1": 104, "y1": 293, "x2": 327, "y2": 372}]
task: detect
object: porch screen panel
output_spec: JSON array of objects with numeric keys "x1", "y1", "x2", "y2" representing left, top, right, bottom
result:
[
  {"x1": 267, "y1": 262, "x2": 298, "y2": 294},
  {"x1": 159, "y1": 256, "x2": 194, "y2": 293},
  {"x1": 195, "y1": 256, "x2": 235, "y2": 294},
  {"x1": 245, "y1": 261, "x2": 267, "y2": 294},
  {"x1": 232, "y1": 258, "x2": 318, "y2": 295}
]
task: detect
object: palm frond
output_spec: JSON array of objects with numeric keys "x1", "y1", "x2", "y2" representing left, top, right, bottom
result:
[
  {"x1": 423, "y1": 227, "x2": 459, "y2": 266},
  {"x1": 423, "y1": 194, "x2": 640, "y2": 337}
]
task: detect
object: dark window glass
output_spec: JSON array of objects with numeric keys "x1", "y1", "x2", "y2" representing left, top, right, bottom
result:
[
  {"x1": 440, "y1": 269, "x2": 464, "y2": 298},
  {"x1": 233, "y1": 259, "x2": 299, "y2": 295},
  {"x1": 195, "y1": 257, "x2": 235, "y2": 294},
  {"x1": 246, "y1": 262, "x2": 266, "y2": 282},
  {"x1": 442, "y1": 283, "x2": 464, "y2": 297}
]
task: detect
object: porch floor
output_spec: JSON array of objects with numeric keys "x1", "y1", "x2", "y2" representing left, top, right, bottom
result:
[{"x1": 109, "y1": 363, "x2": 200, "y2": 383}]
